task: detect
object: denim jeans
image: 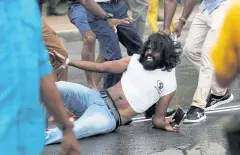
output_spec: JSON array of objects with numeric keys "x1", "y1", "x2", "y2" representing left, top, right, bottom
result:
[{"x1": 45, "y1": 81, "x2": 116, "y2": 145}]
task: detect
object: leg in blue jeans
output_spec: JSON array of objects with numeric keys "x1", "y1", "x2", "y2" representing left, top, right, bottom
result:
[{"x1": 45, "y1": 81, "x2": 116, "y2": 145}]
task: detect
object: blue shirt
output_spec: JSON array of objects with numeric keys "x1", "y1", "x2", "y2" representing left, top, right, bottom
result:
[
  {"x1": 0, "y1": 0, "x2": 52, "y2": 155},
  {"x1": 199, "y1": 0, "x2": 225, "y2": 14}
]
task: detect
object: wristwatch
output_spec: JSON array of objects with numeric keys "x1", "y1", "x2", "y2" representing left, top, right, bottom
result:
[{"x1": 103, "y1": 13, "x2": 114, "y2": 21}]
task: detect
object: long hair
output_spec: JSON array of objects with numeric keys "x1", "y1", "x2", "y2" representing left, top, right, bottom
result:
[{"x1": 139, "y1": 33, "x2": 181, "y2": 71}]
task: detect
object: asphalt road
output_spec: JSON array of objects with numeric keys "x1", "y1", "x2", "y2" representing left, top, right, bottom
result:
[{"x1": 43, "y1": 26, "x2": 240, "y2": 155}]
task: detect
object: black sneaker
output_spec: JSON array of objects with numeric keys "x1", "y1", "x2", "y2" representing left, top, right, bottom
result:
[
  {"x1": 205, "y1": 89, "x2": 234, "y2": 111},
  {"x1": 183, "y1": 106, "x2": 206, "y2": 124}
]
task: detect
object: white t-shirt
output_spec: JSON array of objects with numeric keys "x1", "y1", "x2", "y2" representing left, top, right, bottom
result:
[{"x1": 121, "y1": 54, "x2": 177, "y2": 113}]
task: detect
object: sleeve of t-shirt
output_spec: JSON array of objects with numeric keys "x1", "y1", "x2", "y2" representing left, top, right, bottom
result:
[
  {"x1": 211, "y1": 2, "x2": 240, "y2": 81},
  {"x1": 39, "y1": 42, "x2": 52, "y2": 79}
]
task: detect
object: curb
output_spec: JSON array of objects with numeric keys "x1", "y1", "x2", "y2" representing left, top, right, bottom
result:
[{"x1": 57, "y1": 21, "x2": 192, "y2": 42}]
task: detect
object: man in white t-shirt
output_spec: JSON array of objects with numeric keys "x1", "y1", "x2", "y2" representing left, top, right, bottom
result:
[{"x1": 45, "y1": 33, "x2": 181, "y2": 145}]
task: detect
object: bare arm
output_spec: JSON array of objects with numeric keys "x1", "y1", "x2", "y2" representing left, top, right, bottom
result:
[
  {"x1": 69, "y1": 56, "x2": 131, "y2": 74},
  {"x1": 152, "y1": 91, "x2": 175, "y2": 130},
  {"x1": 169, "y1": 0, "x2": 198, "y2": 37},
  {"x1": 163, "y1": 0, "x2": 178, "y2": 32},
  {"x1": 180, "y1": 0, "x2": 197, "y2": 21},
  {"x1": 78, "y1": 0, "x2": 107, "y2": 19}
]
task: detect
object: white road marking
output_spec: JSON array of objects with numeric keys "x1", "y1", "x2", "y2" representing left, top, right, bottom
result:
[
  {"x1": 205, "y1": 105, "x2": 240, "y2": 111},
  {"x1": 205, "y1": 106, "x2": 240, "y2": 114},
  {"x1": 131, "y1": 105, "x2": 240, "y2": 123}
]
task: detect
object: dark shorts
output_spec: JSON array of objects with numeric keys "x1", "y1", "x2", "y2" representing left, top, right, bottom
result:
[{"x1": 68, "y1": 3, "x2": 91, "y2": 35}]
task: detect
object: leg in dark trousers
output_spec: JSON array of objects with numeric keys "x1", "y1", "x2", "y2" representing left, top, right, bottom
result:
[{"x1": 87, "y1": 1, "x2": 143, "y2": 89}]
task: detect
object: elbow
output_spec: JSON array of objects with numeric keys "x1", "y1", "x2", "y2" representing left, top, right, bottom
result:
[
  {"x1": 152, "y1": 116, "x2": 165, "y2": 129},
  {"x1": 152, "y1": 120, "x2": 158, "y2": 128}
]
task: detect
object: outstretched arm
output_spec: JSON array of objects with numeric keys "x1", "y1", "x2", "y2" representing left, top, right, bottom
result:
[
  {"x1": 69, "y1": 56, "x2": 131, "y2": 73},
  {"x1": 53, "y1": 51, "x2": 131, "y2": 73}
]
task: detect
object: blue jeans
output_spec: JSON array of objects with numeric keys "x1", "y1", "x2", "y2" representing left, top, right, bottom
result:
[{"x1": 45, "y1": 81, "x2": 116, "y2": 145}]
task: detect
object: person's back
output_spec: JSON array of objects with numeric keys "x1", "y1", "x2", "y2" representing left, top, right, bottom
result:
[{"x1": 0, "y1": 1, "x2": 49, "y2": 154}]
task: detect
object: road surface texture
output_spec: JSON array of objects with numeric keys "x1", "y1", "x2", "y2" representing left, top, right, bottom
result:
[{"x1": 43, "y1": 18, "x2": 240, "y2": 155}]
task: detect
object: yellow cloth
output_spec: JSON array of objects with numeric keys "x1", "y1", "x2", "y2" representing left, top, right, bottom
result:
[
  {"x1": 211, "y1": 1, "x2": 240, "y2": 81},
  {"x1": 147, "y1": 0, "x2": 174, "y2": 32}
]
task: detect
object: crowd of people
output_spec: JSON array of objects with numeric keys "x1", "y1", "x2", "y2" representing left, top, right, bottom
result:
[{"x1": 0, "y1": 0, "x2": 240, "y2": 154}]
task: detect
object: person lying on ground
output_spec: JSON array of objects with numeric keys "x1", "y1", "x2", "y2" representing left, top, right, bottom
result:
[{"x1": 44, "y1": 33, "x2": 181, "y2": 145}]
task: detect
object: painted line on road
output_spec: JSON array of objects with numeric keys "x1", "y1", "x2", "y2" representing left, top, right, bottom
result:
[
  {"x1": 132, "y1": 117, "x2": 145, "y2": 121},
  {"x1": 132, "y1": 105, "x2": 240, "y2": 123},
  {"x1": 132, "y1": 116, "x2": 172, "y2": 123},
  {"x1": 205, "y1": 105, "x2": 240, "y2": 112},
  {"x1": 205, "y1": 106, "x2": 240, "y2": 114},
  {"x1": 133, "y1": 118, "x2": 152, "y2": 123}
]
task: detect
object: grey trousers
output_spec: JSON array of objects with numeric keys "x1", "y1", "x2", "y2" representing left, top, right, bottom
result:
[{"x1": 125, "y1": 0, "x2": 148, "y2": 41}]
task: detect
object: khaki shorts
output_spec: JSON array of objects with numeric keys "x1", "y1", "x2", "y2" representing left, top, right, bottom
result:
[{"x1": 42, "y1": 19, "x2": 68, "y2": 81}]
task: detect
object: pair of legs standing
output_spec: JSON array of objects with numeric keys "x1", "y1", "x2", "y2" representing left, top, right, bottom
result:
[
  {"x1": 42, "y1": 19, "x2": 69, "y2": 81},
  {"x1": 87, "y1": 1, "x2": 143, "y2": 89},
  {"x1": 69, "y1": 1, "x2": 143, "y2": 89},
  {"x1": 183, "y1": 1, "x2": 233, "y2": 123},
  {"x1": 68, "y1": 3, "x2": 104, "y2": 89}
]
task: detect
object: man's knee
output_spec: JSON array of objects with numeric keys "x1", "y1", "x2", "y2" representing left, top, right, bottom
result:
[
  {"x1": 183, "y1": 43, "x2": 196, "y2": 62},
  {"x1": 83, "y1": 32, "x2": 96, "y2": 46}
]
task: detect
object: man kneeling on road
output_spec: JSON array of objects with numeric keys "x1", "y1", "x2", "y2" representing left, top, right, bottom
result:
[{"x1": 45, "y1": 33, "x2": 181, "y2": 145}]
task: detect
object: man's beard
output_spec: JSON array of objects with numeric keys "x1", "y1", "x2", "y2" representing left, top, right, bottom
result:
[{"x1": 141, "y1": 54, "x2": 157, "y2": 70}]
